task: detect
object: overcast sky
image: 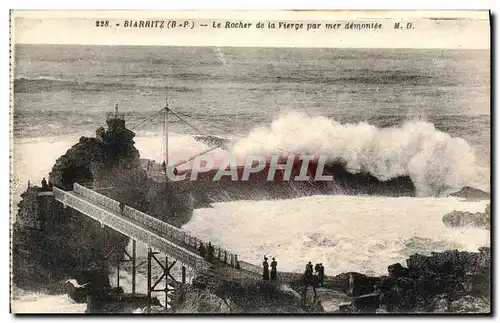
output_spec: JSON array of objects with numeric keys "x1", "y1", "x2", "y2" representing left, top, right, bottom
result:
[{"x1": 12, "y1": 10, "x2": 490, "y2": 49}]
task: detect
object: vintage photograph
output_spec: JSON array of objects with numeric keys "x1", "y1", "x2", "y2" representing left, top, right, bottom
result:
[{"x1": 10, "y1": 10, "x2": 490, "y2": 314}]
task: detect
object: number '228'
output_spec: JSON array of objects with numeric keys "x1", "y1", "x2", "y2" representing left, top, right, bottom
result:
[{"x1": 95, "y1": 20, "x2": 110, "y2": 27}]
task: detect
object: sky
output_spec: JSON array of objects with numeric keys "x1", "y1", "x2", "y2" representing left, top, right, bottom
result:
[{"x1": 11, "y1": 10, "x2": 490, "y2": 49}]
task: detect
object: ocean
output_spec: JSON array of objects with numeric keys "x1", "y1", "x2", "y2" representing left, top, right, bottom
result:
[{"x1": 11, "y1": 45, "x2": 490, "y2": 312}]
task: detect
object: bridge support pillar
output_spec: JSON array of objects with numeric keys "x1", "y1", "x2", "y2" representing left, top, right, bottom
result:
[
  {"x1": 147, "y1": 249, "x2": 178, "y2": 312},
  {"x1": 102, "y1": 232, "x2": 135, "y2": 293}
]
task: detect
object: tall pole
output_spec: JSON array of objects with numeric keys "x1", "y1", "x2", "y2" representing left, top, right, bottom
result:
[
  {"x1": 132, "y1": 240, "x2": 136, "y2": 295},
  {"x1": 164, "y1": 95, "x2": 169, "y2": 177}
]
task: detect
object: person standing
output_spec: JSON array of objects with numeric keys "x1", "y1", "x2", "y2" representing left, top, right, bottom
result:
[
  {"x1": 270, "y1": 257, "x2": 278, "y2": 281},
  {"x1": 262, "y1": 256, "x2": 270, "y2": 281},
  {"x1": 318, "y1": 263, "x2": 325, "y2": 286},
  {"x1": 304, "y1": 262, "x2": 313, "y2": 285},
  {"x1": 41, "y1": 177, "x2": 48, "y2": 190}
]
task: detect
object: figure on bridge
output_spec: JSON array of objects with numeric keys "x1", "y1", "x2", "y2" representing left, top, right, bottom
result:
[
  {"x1": 206, "y1": 242, "x2": 214, "y2": 263},
  {"x1": 41, "y1": 177, "x2": 48, "y2": 190},
  {"x1": 198, "y1": 242, "x2": 206, "y2": 258},
  {"x1": 262, "y1": 256, "x2": 270, "y2": 281},
  {"x1": 270, "y1": 257, "x2": 278, "y2": 281},
  {"x1": 119, "y1": 202, "x2": 125, "y2": 214}
]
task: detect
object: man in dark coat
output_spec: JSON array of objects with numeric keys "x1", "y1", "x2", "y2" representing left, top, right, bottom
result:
[
  {"x1": 304, "y1": 262, "x2": 314, "y2": 285},
  {"x1": 41, "y1": 177, "x2": 48, "y2": 190},
  {"x1": 318, "y1": 263, "x2": 325, "y2": 286},
  {"x1": 270, "y1": 257, "x2": 278, "y2": 281},
  {"x1": 262, "y1": 256, "x2": 270, "y2": 281}
]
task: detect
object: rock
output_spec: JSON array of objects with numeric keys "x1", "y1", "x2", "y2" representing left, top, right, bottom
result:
[
  {"x1": 449, "y1": 295, "x2": 490, "y2": 313},
  {"x1": 402, "y1": 248, "x2": 490, "y2": 313},
  {"x1": 64, "y1": 281, "x2": 88, "y2": 303},
  {"x1": 442, "y1": 210, "x2": 489, "y2": 229},
  {"x1": 448, "y1": 186, "x2": 490, "y2": 200},
  {"x1": 12, "y1": 114, "x2": 196, "y2": 295},
  {"x1": 388, "y1": 263, "x2": 409, "y2": 278},
  {"x1": 86, "y1": 292, "x2": 161, "y2": 313},
  {"x1": 326, "y1": 272, "x2": 380, "y2": 297},
  {"x1": 432, "y1": 294, "x2": 450, "y2": 313}
]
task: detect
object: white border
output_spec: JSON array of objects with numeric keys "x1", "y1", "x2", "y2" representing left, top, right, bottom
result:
[{"x1": 3, "y1": 0, "x2": 497, "y2": 322}]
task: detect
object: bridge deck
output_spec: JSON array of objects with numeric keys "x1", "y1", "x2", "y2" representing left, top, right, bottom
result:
[
  {"x1": 53, "y1": 184, "x2": 303, "y2": 283},
  {"x1": 53, "y1": 188, "x2": 209, "y2": 272}
]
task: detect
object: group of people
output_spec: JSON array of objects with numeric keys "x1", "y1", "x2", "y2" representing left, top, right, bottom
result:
[
  {"x1": 262, "y1": 256, "x2": 278, "y2": 281},
  {"x1": 304, "y1": 262, "x2": 325, "y2": 287},
  {"x1": 198, "y1": 242, "x2": 215, "y2": 263}
]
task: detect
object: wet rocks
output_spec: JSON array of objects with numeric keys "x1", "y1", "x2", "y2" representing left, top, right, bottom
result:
[
  {"x1": 329, "y1": 248, "x2": 490, "y2": 313},
  {"x1": 378, "y1": 248, "x2": 490, "y2": 313},
  {"x1": 449, "y1": 295, "x2": 490, "y2": 313},
  {"x1": 442, "y1": 204, "x2": 490, "y2": 229},
  {"x1": 448, "y1": 186, "x2": 490, "y2": 200},
  {"x1": 325, "y1": 272, "x2": 380, "y2": 297}
]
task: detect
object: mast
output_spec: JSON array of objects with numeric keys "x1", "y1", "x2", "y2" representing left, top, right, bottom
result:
[{"x1": 164, "y1": 94, "x2": 169, "y2": 180}]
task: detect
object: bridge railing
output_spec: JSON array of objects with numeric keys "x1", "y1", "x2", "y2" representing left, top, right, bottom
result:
[
  {"x1": 56, "y1": 185, "x2": 297, "y2": 281},
  {"x1": 73, "y1": 183, "x2": 238, "y2": 268},
  {"x1": 74, "y1": 183, "x2": 121, "y2": 214},
  {"x1": 122, "y1": 206, "x2": 238, "y2": 267},
  {"x1": 55, "y1": 187, "x2": 208, "y2": 271}
]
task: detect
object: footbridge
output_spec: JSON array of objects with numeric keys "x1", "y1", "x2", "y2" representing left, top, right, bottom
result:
[{"x1": 52, "y1": 183, "x2": 300, "y2": 309}]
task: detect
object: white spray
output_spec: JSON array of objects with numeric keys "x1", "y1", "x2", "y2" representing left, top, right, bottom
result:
[{"x1": 230, "y1": 112, "x2": 479, "y2": 196}]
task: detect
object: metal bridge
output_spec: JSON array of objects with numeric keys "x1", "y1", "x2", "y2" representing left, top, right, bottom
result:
[{"x1": 52, "y1": 183, "x2": 300, "y2": 310}]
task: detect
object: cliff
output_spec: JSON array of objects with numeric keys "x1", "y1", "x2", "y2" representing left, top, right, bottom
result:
[{"x1": 12, "y1": 115, "x2": 193, "y2": 293}]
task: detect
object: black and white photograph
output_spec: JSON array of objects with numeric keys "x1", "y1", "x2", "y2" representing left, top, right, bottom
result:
[{"x1": 9, "y1": 10, "x2": 491, "y2": 314}]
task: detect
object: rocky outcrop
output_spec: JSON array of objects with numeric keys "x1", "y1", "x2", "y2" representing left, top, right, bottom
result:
[
  {"x1": 180, "y1": 271, "x2": 306, "y2": 313},
  {"x1": 327, "y1": 247, "x2": 490, "y2": 313},
  {"x1": 448, "y1": 187, "x2": 490, "y2": 200},
  {"x1": 376, "y1": 248, "x2": 490, "y2": 313},
  {"x1": 12, "y1": 116, "x2": 192, "y2": 294},
  {"x1": 442, "y1": 203, "x2": 490, "y2": 229},
  {"x1": 324, "y1": 272, "x2": 380, "y2": 297}
]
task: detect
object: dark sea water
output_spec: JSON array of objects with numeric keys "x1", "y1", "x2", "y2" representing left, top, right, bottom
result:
[{"x1": 13, "y1": 45, "x2": 490, "y2": 186}]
